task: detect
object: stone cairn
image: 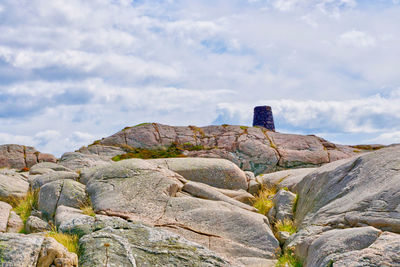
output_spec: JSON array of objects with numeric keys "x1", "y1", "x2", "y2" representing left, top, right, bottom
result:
[{"x1": 252, "y1": 106, "x2": 275, "y2": 131}]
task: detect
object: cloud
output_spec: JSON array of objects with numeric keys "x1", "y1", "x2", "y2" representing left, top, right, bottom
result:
[
  {"x1": 0, "y1": 0, "x2": 400, "y2": 155},
  {"x1": 339, "y1": 30, "x2": 376, "y2": 47}
]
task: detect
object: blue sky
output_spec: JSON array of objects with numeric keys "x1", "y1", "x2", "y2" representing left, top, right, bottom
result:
[{"x1": 1, "y1": 0, "x2": 400, "y2": 156}]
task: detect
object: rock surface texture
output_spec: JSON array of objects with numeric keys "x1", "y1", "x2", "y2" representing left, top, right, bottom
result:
[
  {"x1": 286, "y1": 145, "x2": 400, "y2": 266},
  {"x1": 78, "y1": 123, "x2": 357, "y2": 175},
  {"x1": 0, "y1": 144, "x2": 56, "y2": 170},
  {"x1": 84, "y1": 158, "x2": 280, "y2": 265}
]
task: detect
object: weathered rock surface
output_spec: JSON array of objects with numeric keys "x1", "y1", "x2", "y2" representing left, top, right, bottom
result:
[
  {"x1": 0, "y1": 144, "x2": 56, "y2": 170},
  {"x1": 38, "y1": 179, "x2": 86, "y2": 219},
  {"x1": 59, "y1": 152, "x2": 111, "y2": 171},
  {"x1": 182, "y1": 181, "x2": 256, "y2": 211},
  {"x1": 0, "y1": 233, "x2": 44, "y2": 266},
  {"x1": 286, "y1": 146, "x2": 400, "y2": 266},
  {"x1": 0, "y1": 201, "x2": 12, "y2": 232},
  {"x1": 25, "y1": 215, "x2": 50, "y2": 233},
  {"x1": 37, "y1": 236, "x2": 78, "y2": 267},
  {"x1": 268, "y1": 189, "x2": 296, "y2": 223},
  {"x1": 78, "y1": 123, "x2": 357, "y2": 175},
  {"x1": 256, "y1": 168, "x2": 316, "y2": 192},
  {"x1": 6, "y1": 210, "x2": 24, "y2": 233},
  {"x1": 31, "y1": 171, "x2": 79, "y2": 190},
  {"x1": 30, "y1": 162, "x2": 73, "y2": 175},
  {"x1": 79, "y1": 222, "x2": 230, "y2": 267},
  {"x1": 0, "y1": 172, "x2": 29, "y2": 199},
  {"x1": 150, "y1": 157, "x2": 249, "y2": 190},
  {"x1": 85, "y1": 159, "x2": 280, "y2": 264}
]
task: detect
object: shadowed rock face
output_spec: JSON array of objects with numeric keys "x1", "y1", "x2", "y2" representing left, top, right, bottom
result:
[
  {"x1": 0, "y1": 144, "x2": 56, "y2": 170},
  {"x1": 286, "y1": 145, "x2": 400, "y2": 266},
  {"x1": 78, "y1": 123, "x2": 357, "y2": 175}
]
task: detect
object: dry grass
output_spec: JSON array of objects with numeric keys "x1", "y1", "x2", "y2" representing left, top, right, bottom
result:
[
  {"x1": 274, "y1": 218, "x2": 297, "y2": 234},
  {"x1": 252, "y1": 185, "x2": 277, "y2": 215},
  {"x1": 12, "y1": 190, "x2": 39, "y2": 224},
  {"x1": 80, "y1": 205, "x2": 95, "y2": 217},
  {"x1": 47, "y1": 225, "x2": 79, "y2": 254}
]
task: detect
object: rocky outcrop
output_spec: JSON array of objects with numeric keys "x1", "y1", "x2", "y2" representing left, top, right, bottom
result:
[
  {"x1": 85, "y1": 158, "x2": 280, "y2": 265},
  {"x1": 150, "y1": 157, "x2": 249, "y2": 190},
  {"x1": 0, "y1": 171, "x2": 29, "y2": 199},
  {"x1": 78, "y1": 123, "x2": 357, "y2": 175},
  {"x1": 286, "y1": 145, "x2": 400, "y2": 266},
  {"x1": 0, "y1": 144, "x2": 56, "y2": 170}
]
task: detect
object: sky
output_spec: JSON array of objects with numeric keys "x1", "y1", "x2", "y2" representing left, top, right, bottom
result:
[{"x1": 1, "y1": 0, "x2": 400, "y2": 156}]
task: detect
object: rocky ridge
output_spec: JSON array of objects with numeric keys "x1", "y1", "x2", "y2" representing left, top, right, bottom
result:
[
  {"x1": 0, "y1": 124, "x2": 398, "y2": 267},
  {"x1": 78, "y1": 123, "x2": 361, "y2": 175}
]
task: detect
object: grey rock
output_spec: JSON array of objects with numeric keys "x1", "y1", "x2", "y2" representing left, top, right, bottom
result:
[
  {"x1": 78, "y1": 144, "x2": 126, "y2": 157},
  {"x1": 0, "y1": 201, "x2": 12, "y2": 232},
  {"x1": 6, "y1": 211, "x2": 24, "y2": 233},
  {"x1": 276, "y1": 231, "x2": 291, "y2": 246},
  {"x1": 59, "y1": 152, "x2": 111, "y2": 171},
  {"x1": 248, "y1": 179, "x2": 261, "y2": 195},
  {"x1": 85, "y1": 159, "x2": 280, "y2": 262},
  {"x1": 216, "y1": 188, "x2": 256, "y2": 205},
  {"x1": 305, "y1": 226, "x2": 382, "y2": 267},
  {"x1": 79, "y1": 223, "x2": 231, "y2": 267},
  {"x1": 25, "y1": 215, "x2": 50, "y2": 233},
  {"x1": 55, "y1": 205, "x2": 92, "y2": 228},
  {"x1": 182, "y1": 181, "x2": 256, "y2": 212},
  {"x1": 31, "y1": 171, "x2": 79, "y2": 190},
  {"x1": 37, "y1": 236, "x2": 78, "y2": 267},
  {"x1": 331, "y1": 231, "x2": 400, "y2": 267},
  {"x1": 285, "y1": 146, "x2": 400, "y2": 265},
  {"x1": 38, "y1": 179, "x2": 86, "y2": 219},
  {"x1": 150, "y1": 157, "x2": 249, "y2": 190},
  {"x1": 0, "y1": 233, "x2": 44, "y2": 266},
  {"x1": 256, "y1": 168, "x2": 316, "y2": 192},
  {"x1": 270, "y1": 189, "x2": 296, "y2": 223},
  {"x1": 30, "y1": 162, "x2": 73, "y2": 175},
  {"x1": 236, "y1": 257, "x2": 277, "y2": 267},
  {"x1": 0, "y1": 172, "x2": 29, "y2": 199}
]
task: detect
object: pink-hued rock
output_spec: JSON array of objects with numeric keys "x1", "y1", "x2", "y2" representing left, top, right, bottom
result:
[
  {"x1": 78, "y1": 123, "x2": 358, "y2": 175},
  {"x1": 0, "y1": 144, "x2": 57, "y2": 170}
]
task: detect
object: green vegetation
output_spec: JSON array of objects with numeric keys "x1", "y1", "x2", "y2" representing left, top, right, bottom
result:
[
  {"x1": 181, "y1": 142, "x2": 205, "y2": 151},
  {"x1": 275, "y1": 218, "x2": 297, "y2": 235},
  {"x1": 351, "y1": 144, "x2": 385, "y2": 151},
  {"x1": 112, "y1": 143, "x2": 187, "y2": 161},
  {"x1": 252, "y1": 185, "x2": 277, "y2": 215},
  {"x1": 47, "y1": 225, "x2": 80, "y2": 254},
  {"x1": 12, "y1": 190, "x2": 39, "y2": 224},
  {"x1": 276, "y1": 248, "x2": 302, "y2": 267}
]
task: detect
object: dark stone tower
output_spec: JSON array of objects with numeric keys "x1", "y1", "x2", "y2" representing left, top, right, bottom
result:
[{"x1": 253, "y1": 106, "x2": 275, "y2": 131}]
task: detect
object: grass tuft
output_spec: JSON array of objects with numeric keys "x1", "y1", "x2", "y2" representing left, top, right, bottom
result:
[
  {"x1": 47, "y1": 224, "x2": 80, "y2": 255},
  {"x1": 12, "y1": 190, "x2": 39, "y2": 224},
  {"x1": 274, "y1": 218, "x2": 297, "y2": 235},
  {"x1": 276, "y1": 248, "x2": 302, "y2": 267},
  {"x1": 252, "y1": 185, "x2": 277, "y2": 215},
  {"x1": 292, "y1": 194, "x2": 299, "y2": 213}
]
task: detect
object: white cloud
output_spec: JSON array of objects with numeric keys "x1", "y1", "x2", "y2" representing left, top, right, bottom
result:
[
  {"x1": 0, "y1": 0, "x2": 400, "y2": 155},
  {"x1": 339, "y1": 30, "x2": 376, "y2": 47}
]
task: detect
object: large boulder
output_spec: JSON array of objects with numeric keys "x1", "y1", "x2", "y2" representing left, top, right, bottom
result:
[
  {"x1": 85, "y1": 159, "x2": 280, "y2": 264},
  {"x1": 0, "y1": 144, "x2": 56, "y2": 170},
  {"x1": 0, "y1": 201, "x2": 12, "y2": 232},
  {"x1": 150, "y1": 158, "x2": 249, "y2": 190},
  {"x1": 0, "y1": 233, "x2": 44, "y2": 266},
  {"x1": 286, "y1": 146, "x2": 400, "y2": 265},
  {"x1": 31, "y1": 171, "x2": 79, "y2": 190},
  {"x1": 78, "y1": 123, "x2": 357, "y2": 175},
  {"x1": 38, "y1": 179, "x2": 86, "y2": 219},
  {"x1": 59, "y1": 152, "x2": 111, "y2": 171},
  {"x1": 256, "y1": 168, "x2": 316, "y2": 192},
  {"x1": 79, "y1": 221, "x2": 230, "y2": 267},
  {"x1": 0, "y1": 172, "x2": 29, "y2": 199}
]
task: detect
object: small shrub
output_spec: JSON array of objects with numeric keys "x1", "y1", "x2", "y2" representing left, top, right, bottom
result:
[
  {"x1": 20, "y1": 167, "x2": 30, "y2": 172},
  {"x1": 46, "y1": 227, "x2": 79, "y2": 255},
  {"x1": 112, "y1": 143, "x2": 186, "y2": 161},
  {"x1": 252, "y1": 185, "x2": 277, "y2": 215},
  {"x1": 275, "y1": 218, "x2": 297, "y2": 235},
  {"x1": 276, "y1": 248, "x2": 302, "y2": 267},
  {"x1": 12, "y1": 190, "x2": 39, "y2": 224}
]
